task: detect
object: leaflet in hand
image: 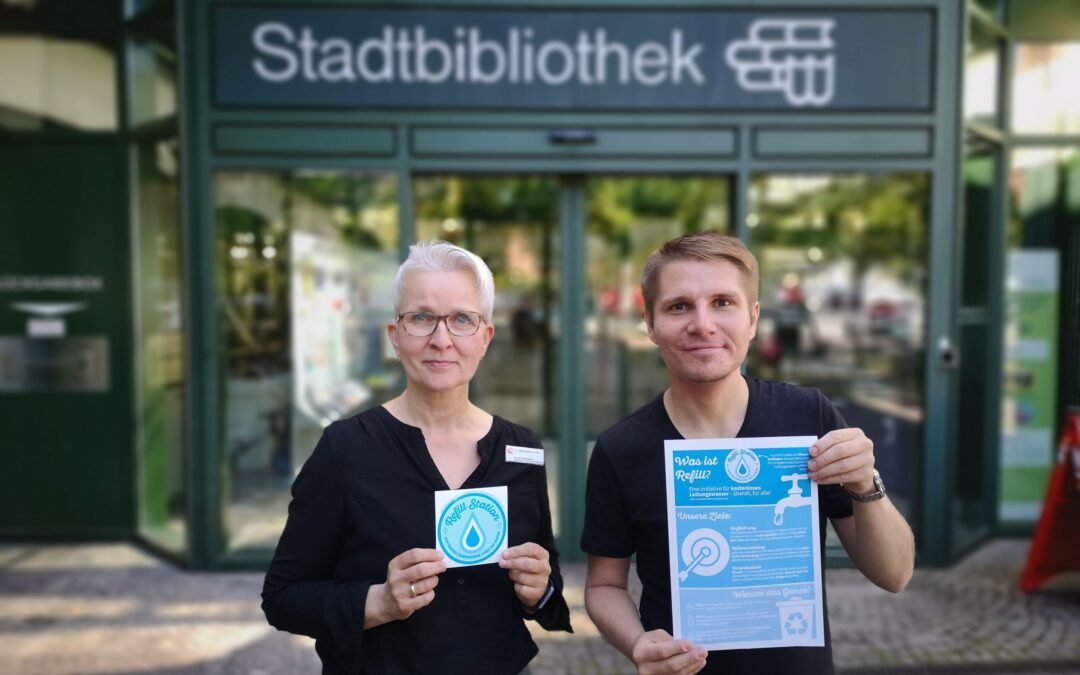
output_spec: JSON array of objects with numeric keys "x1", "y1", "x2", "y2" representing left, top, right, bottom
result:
[{"x1": 665, "y1": 436, "x2": 824, "y2": 650}]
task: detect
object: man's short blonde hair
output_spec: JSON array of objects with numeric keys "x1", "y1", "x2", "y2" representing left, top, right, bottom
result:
[{"x1": 641, "y1": 232, "x2": 759, "y2": 319}]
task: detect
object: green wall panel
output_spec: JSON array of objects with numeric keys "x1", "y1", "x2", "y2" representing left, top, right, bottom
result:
[
  {"x1": 753, "y1": 127, "x2": 932, "y2": 158},
  {"x1": 214, "y1": 124, "x2": 396, "y2": 156},
  {"x1": 0, "y1": 139, "x2": 133, "y2": 536},
  {"x1": 411, "y1": 125, "x2": 736, "y2": 158}
]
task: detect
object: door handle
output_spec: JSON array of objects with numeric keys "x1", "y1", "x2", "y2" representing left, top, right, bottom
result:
[
  {"x1": 937, "y1": 335, "x2": 960, "y2": 370},
  {"x1": 548, "y1": 128, "x2": 597, "y2": 145}
]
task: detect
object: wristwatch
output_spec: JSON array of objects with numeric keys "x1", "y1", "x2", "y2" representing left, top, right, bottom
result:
[
  {"x1": 524, "y1": 578, "x2": 556, "y2": 613},
  {"x1": 844, "y1": 469, "x2": 886, "y2": 503}
]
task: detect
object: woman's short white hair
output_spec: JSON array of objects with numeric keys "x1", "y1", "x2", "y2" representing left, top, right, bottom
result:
[{"x1": 393, "y1": 241, "x2": 495, "y2": 321}]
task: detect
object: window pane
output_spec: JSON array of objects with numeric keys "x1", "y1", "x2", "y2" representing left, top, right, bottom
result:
[
  {"x1": 999, "y1": 148, "x2": 1075, "y2": 523},
  {"x1": 972, "y1": 0, "x2": 1001, "y2": 19},
  {"x1": 965, "y1": 21, "x2": 1000, "y2": 127},
  {"x1": 584, "y1": 176, "x2": 731, "y2": 437},
  {"x1": 127, "y1": 0, "x2": 174, "y2": 21},
  {"x1": 414, "y1": 176, "x2": 560, "y2": 437},
  {"x1": 953, "y1": 143, "x2": 1001, "y2": 550},
  {"x1": 129, "y1": 38, "x2": 176, "y2": 125},
  {"x1": 134, "y1": 138, "x2": 186, "y2": 553},
  {"x1": 215, "y1": 170, "x2": 401, "y2": 552},
  {"x1": 961, "y1": 143, "x2": 997, "y2": 306},
  {"x1": 0, "y1": 35, "x2": 117, "y2": 131},
  {"x1": 1012, "y1": 43, "x2": 1080, "y2": 135},
  {"x1": 413, "y1": 176, "x2": 562, "y2": 532},
  {"x1": 747, "y1": 174, "x2": 928, "y2": 528}
]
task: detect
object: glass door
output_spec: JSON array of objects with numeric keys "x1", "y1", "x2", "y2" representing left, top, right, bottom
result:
[
  {"x1": 412, "y1": 174, "x2": 734, "y2": 545},
  {"x1": 413, "y1": 175, "x2": 563, "y2": 527},
  {"x1": 213, "y1": 169, "x2": 401, "y2": 554},
  {"x1": 134, "y1": 137, "x2": 187, "y2": 556},
  {"x1": 952, "y1": 140, "x2": 1001, "y2": 553},
  {"x1": 583, "y1": 177, "x2": 733, "y2": 437},
  {"x1": 746, "y1": 173, "x2": 931, "y2": 538}
]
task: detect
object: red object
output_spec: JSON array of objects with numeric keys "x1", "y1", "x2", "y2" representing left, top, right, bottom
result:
[{"x1": 1019, "y1": 409, "x2": 1080, "y2": 592}]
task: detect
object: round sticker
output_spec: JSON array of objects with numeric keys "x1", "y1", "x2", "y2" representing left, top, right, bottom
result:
[
  {"x1": 437, "y1": 492, "x2": 507, "y2": 565},
  {"x1": 724, "y1": 448, "x2": 761, "y2": 483}
]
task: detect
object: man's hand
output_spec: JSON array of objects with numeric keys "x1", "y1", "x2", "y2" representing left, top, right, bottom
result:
[
  {"x1": 813, "y1": 430, "x2": 915, "y2": 592},
  {"x1": 808, "y1": 427, "x2": 875, "y2": 494},
  {"x1": 499, "y1": 542, "x2": 551, "y2": 608},
  {"x1": 630, "y1": 629, "x2": 707, "y2": 675}
]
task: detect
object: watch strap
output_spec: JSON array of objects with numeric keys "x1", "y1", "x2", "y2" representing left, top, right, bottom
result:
[
  {"x1": 526, "y1": 578, "x2": 556, "y2": 613},
  {"x1": 845, "y1": 469, "x2": 886, "y2": 503}
]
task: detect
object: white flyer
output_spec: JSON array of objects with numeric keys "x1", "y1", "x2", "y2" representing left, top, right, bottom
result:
[{"x1": 665, "y1": 436, "x2": 825, "y2": 650}]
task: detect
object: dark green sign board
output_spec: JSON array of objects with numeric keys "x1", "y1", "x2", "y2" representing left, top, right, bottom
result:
[{"x1": 213, "y1": 6, "x2": 934, "y2": 110}]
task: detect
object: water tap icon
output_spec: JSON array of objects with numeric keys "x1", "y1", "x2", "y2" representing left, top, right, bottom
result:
[{"x1": 774, "y1": 473, "x2": 812, "y2": 525}]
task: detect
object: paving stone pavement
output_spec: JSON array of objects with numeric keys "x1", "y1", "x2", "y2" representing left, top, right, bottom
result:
[{"x1": 0, "y1": 539, "x2": 1077, "y2": 674}]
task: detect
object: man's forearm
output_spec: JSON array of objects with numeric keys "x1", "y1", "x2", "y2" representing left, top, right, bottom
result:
[
  {"x1": 849, "y1": 498, "x2": 915, "y2": 592},
  {"x1": 584, "y1": 585, "x2": 646, "y2": 657}
]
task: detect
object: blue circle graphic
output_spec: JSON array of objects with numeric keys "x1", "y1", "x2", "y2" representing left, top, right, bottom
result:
[{"x1": 437, "y1": 492, "x2": 507, "y2": 565}]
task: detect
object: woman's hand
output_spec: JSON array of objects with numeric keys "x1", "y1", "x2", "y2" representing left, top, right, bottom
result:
[
  {"x1": 366, "y1": 548, "x2": 446, "y2": 627},
  {"x1": 499, "y1": 542, "x2": 551, "y2": 609}
]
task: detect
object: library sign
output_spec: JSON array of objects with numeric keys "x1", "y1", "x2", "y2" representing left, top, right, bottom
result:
[{"x1": 213, "y1": 7, "x2": 933, "y2": 110}]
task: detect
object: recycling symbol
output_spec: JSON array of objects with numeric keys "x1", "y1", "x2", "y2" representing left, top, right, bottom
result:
[{"x1": 784, "y1": 611, "x2": 809, "y2": 635}]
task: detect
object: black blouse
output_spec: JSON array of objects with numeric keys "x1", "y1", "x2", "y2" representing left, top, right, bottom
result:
[{"x1": 262, "y1": 406, "x2": 572, "y2": 675}]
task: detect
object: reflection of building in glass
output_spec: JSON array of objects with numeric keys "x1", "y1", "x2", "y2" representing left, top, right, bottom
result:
[{"x1": 215, "y1": 171, "x2": 400, "y2": 550}]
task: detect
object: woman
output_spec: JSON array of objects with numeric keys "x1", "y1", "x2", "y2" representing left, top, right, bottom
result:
[{"x1": 262, "y1": 242, "x2": 572, "y2": 674}]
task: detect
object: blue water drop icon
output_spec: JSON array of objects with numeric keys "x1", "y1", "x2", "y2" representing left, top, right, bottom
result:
[
  {"x1": 462, "y1": 516, "x2": 485, "y2": 552},
  {"x1": 735, "y1": 458, "x2": 750, "y2": 478}
]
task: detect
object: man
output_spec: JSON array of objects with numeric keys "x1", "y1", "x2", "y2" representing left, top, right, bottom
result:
[{"x1": 581, "y1": 233, "x2": 914, "y2": 675}]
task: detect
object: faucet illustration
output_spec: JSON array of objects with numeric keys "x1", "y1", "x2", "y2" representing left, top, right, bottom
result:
[{"x1": 774, "y1": 473, "x2": 812, "y2": 525}]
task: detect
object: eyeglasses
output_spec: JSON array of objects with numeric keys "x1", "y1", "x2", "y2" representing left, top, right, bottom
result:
[{"x1": 397, "y1": 311, "x2": 485, "y2": 337}]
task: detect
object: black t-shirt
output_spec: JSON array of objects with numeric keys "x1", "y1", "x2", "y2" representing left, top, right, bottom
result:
[
  {"x1": 262, "y1": 407, "x2": 572, "y2": 675},
  {"x1": 580, "y1": 377, "x2": 854, "y2": 675}
]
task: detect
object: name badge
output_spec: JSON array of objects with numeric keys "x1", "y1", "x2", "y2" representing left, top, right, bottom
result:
[{"x1": 506, "y1": 445, "x2": 545, "y2": 466}]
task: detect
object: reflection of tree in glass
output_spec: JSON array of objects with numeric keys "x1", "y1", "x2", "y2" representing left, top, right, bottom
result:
[
  {"x1": 588, "y1": 179, "x2": 727, "y2": 241},
  {"x1": 751, "y1": 174, "x2": 927, "y2": 285},
  {"x1": 414, "y1": 176, "x2": 558, "y2": 227},
  {"x1": 750, "y1": 174, "x2": 928, "y2": 391},
  {"x1": 587, "y1": 178, "x2": 731, "y2": 280},
  {"x1": 288, "y1": 173, "x2": 398, "y2": 250},
  {"x1": 413, "y1": 176, "x2": 558, "y2": 294}
]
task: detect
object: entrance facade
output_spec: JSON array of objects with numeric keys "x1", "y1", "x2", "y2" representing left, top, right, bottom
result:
[
  {"x1": 14, "y1": 0, "x2": 1080, "y2": 571},
  {"x1": 203, "y1": 162, "x2": 935, "y2": 564},
  {"x1": 183, "y1": 0, "x2": 964, "y2": 566}
]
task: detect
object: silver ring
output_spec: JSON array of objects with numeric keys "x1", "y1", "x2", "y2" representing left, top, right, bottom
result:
[{"x1": 410, "y1": 583, "x2": 417, "y2": 597}]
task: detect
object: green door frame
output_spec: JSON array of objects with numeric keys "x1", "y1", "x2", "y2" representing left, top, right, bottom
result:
[
  {"x1": 947, "y1": 3, "x2": 1009, "y2": 557},
  {"x1": 558, "y1": 178, "x2": 588, "y2": 559},
  {"x1": 181, "y1": 0, "x2": 967, "y2": 569}
]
